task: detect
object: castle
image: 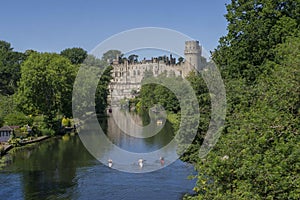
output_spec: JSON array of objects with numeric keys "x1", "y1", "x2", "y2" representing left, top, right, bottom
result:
[{"x1": 108, "y1": 41, "x2": 205, "y2": 106}]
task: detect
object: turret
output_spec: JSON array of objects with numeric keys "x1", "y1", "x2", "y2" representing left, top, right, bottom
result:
[{"x1": 184, "y1": 41, "x2": 202, "y2": 70}]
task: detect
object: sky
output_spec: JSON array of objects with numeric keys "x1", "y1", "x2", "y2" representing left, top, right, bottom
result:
[{"x1": 0, "y1": 0, "x2": 230, "y2": 55}]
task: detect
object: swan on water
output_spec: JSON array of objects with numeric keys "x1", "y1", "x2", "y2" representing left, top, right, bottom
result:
[
  {"x1": 108, "y1": 159, "x2": 113, "y2": 168},
  {"x1": 138, "y1": 159, "x2": 143, "y2": 168}
]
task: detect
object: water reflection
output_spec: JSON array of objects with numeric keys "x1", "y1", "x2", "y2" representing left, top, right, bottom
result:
[
  {"x1": 78, "y1": 109, "x2": 179, "y2": 172},
  {"x1": 106, "y1": 110, "x2": 174, "y2": 153},
  {"x1": 0, "y1": 112, "x2": 196, "y2": 199}
]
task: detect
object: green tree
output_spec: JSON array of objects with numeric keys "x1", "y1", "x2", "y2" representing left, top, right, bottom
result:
[
  {"x1": 213, "y1": 0, "x2": 300, "y2": 82},
  {"x1": 4, "y1": 112, "x2": 32, "y2": 126},
  {"x1": 128, "y1": 54, "x2": 138, "y2": 64},
  {"x1": 0, "y1": 94, "x2": 17, "y2": 126},
  {"x1": 0, "y1": 40, "x2": 25, "y2": 95},
  {"x1": 188, "y1": 32, "x2": 300, "y2": 200},
  {"x1": 60, "y1": 47, "x2": 87, "y2": 65},
  {"x1": 95, "y1": 65, "x2": 113, "y2": 115},
  {"x1": 73, "y1": 55, "x2": 113, "y2": 116},
  {"x1": 102, "y1": 50, "x2": 121, "y2": 64},
  {"x1": 178, "y1": 57, "x2": 184, "y2": 64},
  {"x1": 16, "y1": 52, "x2": 78, "y2": 126}
]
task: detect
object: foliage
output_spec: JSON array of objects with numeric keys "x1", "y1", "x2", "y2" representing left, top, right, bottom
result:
[
  {"x1": 0, "y1": 94, "x2": 17, "y2": 126},
  {"x1": 128, "y1": 54, "x2": 138, "y2": 63},
  {"x1": 16, "y1": 52, "x2": 78, "y2": 124},
  {"x1": 137, "y1": 71, "x2": 211, "y2": 162},
  {"x1": 60, "y1": 47, "x2": 87, "y2": 65},
  {"x1": 213, "y1": 0, "x2": 300, "y2": 83},
  {"x1": 188, "y1": 1, "x2": 300, "y2": 197},
  {"x1": 95, "y1": 66, "x2": 113, "y2": 115},
  {"x1": 31, "y1": 115, "x2": 56, "y2": 136},
  {"x1": 4, "y1": 112, "x2": 32, "y2": 126},
  {"x1": 61, "y1": 117, "x2": 71, "y2": 127},
  {"x1": 101, "y1": 50, "x2": 121, "y2": 64},
  {"x1": 0, "y1": 40, "x2": 25, "y2": 95}
]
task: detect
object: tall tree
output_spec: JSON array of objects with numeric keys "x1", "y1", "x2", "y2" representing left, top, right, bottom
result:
[
  {"x1": 102, "y1": 50, "x2": 121, "y2": 64},
  {"x1": 16, "y1": 52, "x2": 78, "y2": 124},
  {"x1": 190, "y1": 34, "x2": 300, "y2": 199},
  {"x1": 60, "y1": 47, "x2": 87, "y2": 65},
  {"x1": 0, "y1": 40, "x2": 25, "y2": 95},
  {"x1": 213, "y1": 0, "x2": 300, "y2": 82},
  {"x1": 187, "y1": 0, "x2": 300, "y2": 198}
]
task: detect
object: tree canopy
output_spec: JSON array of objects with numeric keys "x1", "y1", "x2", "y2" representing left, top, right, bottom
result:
[
  {"x1": 16, "y1": 52, "x2": 78, "y2": 122},
  {"x1": 213, "y1": 0, "x2": 300, "y2": 82},
  {"x1": 185, "y1": 0, "x2": 300, "y2": 199},
  {"x1": 0, "y1": 40, "x2": 25, "y2": 95},
  {"x1": 60, "y1": 47, "x2": 88, "y2": 65},
  {"x1": 101, "y1": 50, "x2": 121, "y2": 64}
]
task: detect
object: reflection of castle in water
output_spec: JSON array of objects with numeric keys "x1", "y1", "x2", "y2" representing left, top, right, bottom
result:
[
  {"x1": 106, "y1": 110, "x2": 174, "y2": 153},
  {"x1": 108, "y1": 41, "x2": 206, "y2": 106}
]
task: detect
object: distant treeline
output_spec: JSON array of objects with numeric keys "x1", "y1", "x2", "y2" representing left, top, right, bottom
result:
[{"x1": 0, "y1": 44, "x2": 115, "y2": 135}]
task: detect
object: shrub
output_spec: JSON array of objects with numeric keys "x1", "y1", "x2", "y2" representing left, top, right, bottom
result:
[{"x1": 4, "y1": 112, "x2": 33, "y2": 126}]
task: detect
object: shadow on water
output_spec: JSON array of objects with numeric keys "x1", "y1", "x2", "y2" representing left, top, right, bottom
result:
[{"x1": 0, "y1": 112, "x2": 196, "y2": 200}]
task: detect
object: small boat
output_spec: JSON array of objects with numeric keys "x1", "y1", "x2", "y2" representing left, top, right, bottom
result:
[
  {"x1": 138, "y1": 159, "x2": 143, "y2": 168},
  {"x1": 108, "y1": 159, "x2": 113, "y2": 168}
]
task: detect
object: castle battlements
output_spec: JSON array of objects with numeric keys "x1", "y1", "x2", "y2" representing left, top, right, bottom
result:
[{"x1": 108, "y1": 40, "x2": 204, "y2": 106}]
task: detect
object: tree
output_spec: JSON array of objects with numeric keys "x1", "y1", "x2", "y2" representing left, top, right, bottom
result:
[
  {"x1": 178, "y1": 57, "x2": 184, "y2": 64},
  {"x1": 213, "y1": 0, "x2": 300, "y2": 82},
  {"x1": 16, "y1": 52, "x2": 78, "y2": 125},
  {"x1": 72, "y1": 55, "x2": 113, "y2": 116},
  {"x1": 0, "y1": 40, "x2": 25, "y2": 95},
  {"x1": 0, "y1": 94, "x2": 17, "y2": 127},
  {"x1": 60, "y1": 47, "x2": 87, "y2": 65},
  {"x1": 188, "y1": 27, "x2": 300, "y2": 200},
  {"x1": 128, "y1": 54, "x2": 138, "y2": 64},
  {"x1": 95, "y1": 66, "x2": 113, "y2": 115},
  {"x1": 4, "y1": 112, "x2": 32, "y2": 126},
  {"x1": 102, "y1": 50, "x2": 121, "y2": 64}
]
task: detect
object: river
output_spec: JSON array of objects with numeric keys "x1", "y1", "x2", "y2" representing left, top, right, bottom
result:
[{"x1": 0, "y1": 111, "x2": 196, "y2": 200}]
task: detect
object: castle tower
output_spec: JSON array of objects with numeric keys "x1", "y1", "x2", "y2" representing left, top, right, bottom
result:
[{"x1": 184, "y1": 41, "x2": 202, "y2": 70}]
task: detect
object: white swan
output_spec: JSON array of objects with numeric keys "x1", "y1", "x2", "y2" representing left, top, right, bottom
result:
[
  {"x1": 108, "y1": 159, "x2": 113, "y2": 168},
  {"x1": 138, "y1": 159, "x2": 143, "y2": 168}
]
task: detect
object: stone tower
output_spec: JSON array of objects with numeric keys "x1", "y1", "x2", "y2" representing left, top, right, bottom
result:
[{"x1": 184, "y1": 41, "x2": 202, "y2": 70}]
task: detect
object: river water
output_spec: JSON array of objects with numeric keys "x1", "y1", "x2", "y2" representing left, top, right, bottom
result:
[{"x1": 0, "y1": 112, "x2": 196, "y2": 200}]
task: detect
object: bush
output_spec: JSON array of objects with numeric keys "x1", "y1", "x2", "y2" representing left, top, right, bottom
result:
[
  {"x1": 4, "y1": 112, "x2": 33, "y2": 126},
  {"x1": 61, "y1": 117, "x2": 71, "y2": 127}
]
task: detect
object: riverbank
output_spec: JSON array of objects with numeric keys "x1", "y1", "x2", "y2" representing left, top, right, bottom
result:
[
  {"x1": 0, "y1": 128, "x2": 78, "y2": 157},
  {"x1": 0, "y1": 144, "x2": 13, "y2": 156},
  {"x1": 0, "y1": 135, "x2": 50, "y2": 157}
]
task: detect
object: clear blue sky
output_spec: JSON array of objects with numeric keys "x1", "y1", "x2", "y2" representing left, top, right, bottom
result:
[{"x1": 0, "y1": 0, "x2": 230, "y2": 54}]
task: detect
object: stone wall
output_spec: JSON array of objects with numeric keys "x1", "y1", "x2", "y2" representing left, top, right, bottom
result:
[{"x1": 108, "y1": 41, "x2": 203, "y2": 106}]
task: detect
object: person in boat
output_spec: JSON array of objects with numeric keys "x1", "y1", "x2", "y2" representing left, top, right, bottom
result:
[
  {"x1": 160, "y1": 157, "x2": 165, "y2": 166},
  {"x1": 138, "y1": 159, "x2": 143, "y2": 168},
  {"x1": 108, "y1": 159, "x2": 113, "y2": 168}
]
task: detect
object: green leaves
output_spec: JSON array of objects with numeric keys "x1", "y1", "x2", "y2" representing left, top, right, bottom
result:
[
  {"x1": 16, "y1": 52, "x2": 78, "y2": 121},
  {"x1": 213, "y1": 0, "x2": 300, "y2": 83},
  {"x1": 0, "y1": 41, "x2": 25, "y2": 95},
  {"x1": 60, "y1": 47, "x2": 87, "y2": 65},
  {"x1": 189, "y1": 33, "x2": 300, "y2": 199},
  {"x1": 186, "y1": 1, "x2": 300, "y2": 199}
]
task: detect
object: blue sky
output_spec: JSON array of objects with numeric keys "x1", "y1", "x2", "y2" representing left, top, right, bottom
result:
[{"x1": 0, "y1": 0, "x2": 230, "y2": 54}]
